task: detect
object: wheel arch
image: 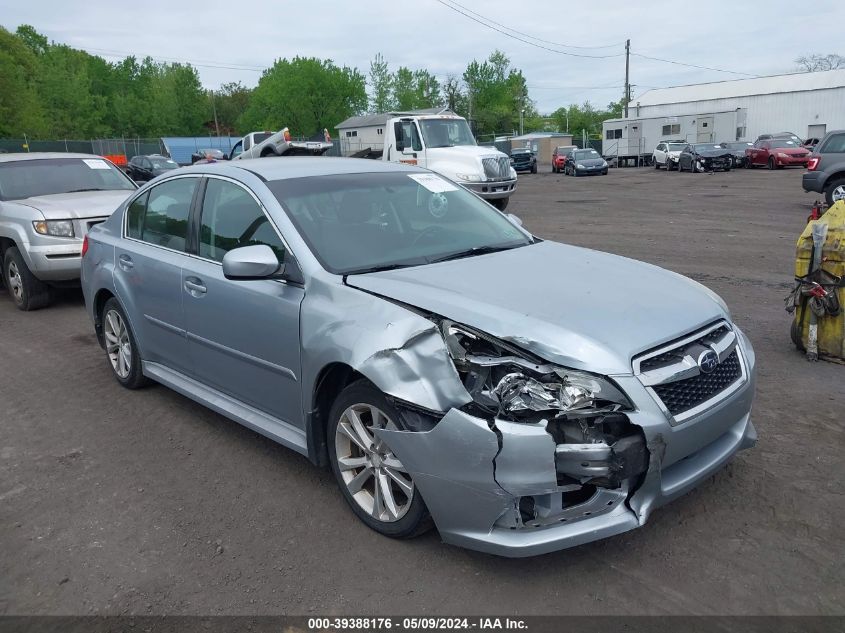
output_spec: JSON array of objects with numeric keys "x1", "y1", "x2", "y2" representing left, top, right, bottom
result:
[
  {"x1": 92, "y1": 288, "x2": 117, "y2": 348},
  {"x1": 306, "y1": 362, "x2": 365, "y2": 467}
]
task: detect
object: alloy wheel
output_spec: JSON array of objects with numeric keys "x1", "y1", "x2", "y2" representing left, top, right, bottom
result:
[
  {"x1": 7, "y1": 260, "x2": 24, "y2": 304},
  {"x1": 334, "y1": 404, "x2": 414, "y2": 523},
  {"x1": 832, "y1": 185, "x2": 845, "y2": 203},
  {"x1": 104, "y1": 309, "x2": 132, "y2": 379}
]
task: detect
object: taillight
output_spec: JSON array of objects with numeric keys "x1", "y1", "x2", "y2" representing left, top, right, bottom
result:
[
  {"x1": 807, "y1": 157, "x2": 820, "y2": 171},
  {"x1": 81, "y1": 235, "x2": 89, "y2": 257},
  {"x1": 283, "y1": 128, "x2": 291, "y2": 142}
]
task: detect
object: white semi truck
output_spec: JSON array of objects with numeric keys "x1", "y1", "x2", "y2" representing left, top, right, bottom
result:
[
  {"x1": 354, "y1": 113, "x2": 517, "y2": 210},
  {"x1": 229, "y1": 128, "x2": 333, "y2": 160}
]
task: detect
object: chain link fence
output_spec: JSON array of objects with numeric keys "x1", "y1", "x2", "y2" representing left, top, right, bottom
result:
[{"x1": 0, "y1": 138, "x2": 166, "y2": 160}]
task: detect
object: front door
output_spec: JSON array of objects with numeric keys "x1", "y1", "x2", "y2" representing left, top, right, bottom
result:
[
  {"x1": 181, "y1": 176, "x2": 304, "y2": 426},
  {"x1": 114, "y1": 176, "x2": 199, "y2": 375},
  {"x1": 627, "y1": 121, "x2": 641, "y2": 155},
  {"x1": 697, "y1": 117, "x2": 714, "y2": 143}
]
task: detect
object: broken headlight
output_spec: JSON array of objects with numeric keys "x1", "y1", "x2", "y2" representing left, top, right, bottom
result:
[{"x1": 441, "y1": 321, "x2": 631, "y2": 418}]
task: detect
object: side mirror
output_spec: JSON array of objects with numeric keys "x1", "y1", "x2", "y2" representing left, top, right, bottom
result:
[
  {"x1": 507, "y1": 213, "x2": 523, "y2": 226},
  {"x1": 222, "y1": 245, "x2": 282, "y2": 280}
]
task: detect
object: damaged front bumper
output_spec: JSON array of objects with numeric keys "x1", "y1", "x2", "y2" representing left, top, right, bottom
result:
[{"x1": 374, "y1": 345, "x2": 756, "y2": 558}]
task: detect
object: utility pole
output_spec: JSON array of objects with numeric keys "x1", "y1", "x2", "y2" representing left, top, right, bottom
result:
[
  {"x1": 209, "y1": 89, "x2": 220, "y2": 137},
  {"x1": 624, "y1": 39, "x2": 630, "y2": 118}
]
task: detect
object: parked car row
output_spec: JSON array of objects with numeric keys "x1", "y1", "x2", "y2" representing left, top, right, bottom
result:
[
  {"x1": 550, "y1": 146, "x2": 608, "y2": 176},
  {"x1": 0, "y1": 150, "x2": 758, "y2": 557},
  {"x1": 651, "y1": 137, "x2": 812, "y2": 173}
]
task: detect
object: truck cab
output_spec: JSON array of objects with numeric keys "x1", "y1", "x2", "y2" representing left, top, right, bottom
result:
[{"x1": 383, "y1": 114, "x2": 516, "y2": 210}]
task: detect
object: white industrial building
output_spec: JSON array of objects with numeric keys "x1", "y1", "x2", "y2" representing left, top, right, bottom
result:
[{"x1": 602, "y1": 69, "x2": 845, "y2": 160}]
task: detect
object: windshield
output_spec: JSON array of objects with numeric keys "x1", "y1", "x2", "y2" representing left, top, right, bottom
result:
[
  {"x1": 0, "y1": 158, "x2": 135, "y2": 201},
  {"x1": 267, "y1": 172, "x2": 532, "y2": 274},
  {"x1": 574, "y1": 149, "x2": 600, "y2": 160},
  {"x1": 693, "y1": 144, "x2": 723, "y2": 152},
  {"x1": 511, "y1": 149, "x2": 531, "y2": 156},
  {"x1": 722, "y1": 142, "x2": 752, "y2": 149},
  {"x1": 771, "y1": 140, "x2": 800, "y2": 149},
  {"x1": 418, "y1": 119, "x2": 476, "y2": 148},
  {"x1": 667, "y1": 143, "x2": 686, "y2": 151},
  {"x1": 150, "y1": 157, "x2": 178, "y2": 169}
]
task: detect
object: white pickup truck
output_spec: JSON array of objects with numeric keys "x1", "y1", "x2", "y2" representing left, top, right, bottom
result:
[
  {"x1": 361, "y1": 113, "x2": 517, "y2": 210},
  {"x1": 229, "y1": 128, "x2": 333, "y2": 160}
]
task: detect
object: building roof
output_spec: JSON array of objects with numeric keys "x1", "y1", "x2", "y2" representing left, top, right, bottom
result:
[
  {"x1": 337, "y1": 108, "x2": 455, "y2": 129},
  {"x1": 160, "y1": 136, "x2": 242, "y2": 165},
  {"x1": 634, "y1": 69, "x2": 845, "y2": 107}
]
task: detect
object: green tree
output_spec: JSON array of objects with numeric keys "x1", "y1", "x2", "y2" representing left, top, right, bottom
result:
[
  {"x1": 392, "y1": 66, "x2": 416, "y2": 110},
  {"x1": 14, "y1": 24, "x2": 47, "y2": 55},
  {"x1": 369, "y1": 53, "x2": 394, "y2": 112},
  {"x1": 463, "y1": 50, "x2": 531, "y2": 136},
  {"x1": 213, "y1": 82, "x2": 252, "y2": 135},
  {"x1": 241, "y1": 56, "x2": 366, "y2": 137},
  {"x1": 0, "y1": 26, "x2": 47, "y2": 137}
]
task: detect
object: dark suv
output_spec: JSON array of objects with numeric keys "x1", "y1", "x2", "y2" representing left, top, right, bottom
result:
[
  {"x1": 509, "y1": 148, "x2": 537, "y2": 174},
  {"x1": 803, "y1": 130, "x2": 845, "y2": 206}
]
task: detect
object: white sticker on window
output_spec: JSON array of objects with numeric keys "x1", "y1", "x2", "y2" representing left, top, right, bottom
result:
[
  {"x1": 83, "y1": 159, "x2": 111, "y2": 170},
  {"x1": 408, "y1": 173, "x2": 458, "y2": 193}
]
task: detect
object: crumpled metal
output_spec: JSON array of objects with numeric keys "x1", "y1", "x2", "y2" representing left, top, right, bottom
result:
[{"x1": 493, "y1": 372, "x2": 594, "y2": 413}]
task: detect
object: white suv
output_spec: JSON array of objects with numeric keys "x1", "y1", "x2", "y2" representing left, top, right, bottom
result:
[{"x1": 653, "y1": 140, "x2": 688, "y2": 170}]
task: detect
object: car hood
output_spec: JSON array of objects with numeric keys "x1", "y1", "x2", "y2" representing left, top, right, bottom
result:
[
  {"x1": 347, "y1": 241, "x2": 726, "y2": 375},
  {"x1": 694, "y1": 149, "x2": 731, "y2": 158},
  {"x1": 773, "y1": 148, "x2": 809, "y2": 156},
  {"x1": 427, "y1": 145, "x2": 506, "y2": 160},
  {"x1": 574, "y1": 158, "x2": 605, "y2": 166},
  {"x1": 12, "y1": 190, "x2": 134, "y2": 220}
]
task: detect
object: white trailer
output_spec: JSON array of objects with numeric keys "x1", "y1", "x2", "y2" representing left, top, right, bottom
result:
[{"x1": 602, "y1": 109, "x2": 746, "y2": 163}]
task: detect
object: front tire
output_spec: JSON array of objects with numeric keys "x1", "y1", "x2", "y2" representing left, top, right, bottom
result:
[
  {"x1": 491, "y1": 197, "x2": 509, "y2": 211},
  {"x1": 3, "y1": 247, "x2": 52, "y2": 311},
  {"x1": 101, "y1": 298, "x2": 149, "y2": 389},
  {"x1": 328, "y1": 381, "x2": 432, "y2": 539},
  {"x1": 768, "y1": 157, "x2": 776, "y2": 170}
]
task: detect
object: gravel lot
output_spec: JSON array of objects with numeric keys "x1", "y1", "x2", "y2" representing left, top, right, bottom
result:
[{"x1": 1, "y1": 166, "x2": 842, "y2": 616}]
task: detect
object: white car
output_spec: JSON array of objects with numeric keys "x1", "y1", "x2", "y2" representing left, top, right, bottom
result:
[{"x1": 653, "y1": 141, "x2": 687, "y2": 171}]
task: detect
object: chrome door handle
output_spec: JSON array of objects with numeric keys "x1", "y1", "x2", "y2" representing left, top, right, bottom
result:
[
  {"x1": 118, "y1": 254, "x2": 133, "y2": 270},
  {"x1": 184, "y1": 277, "x2": 207, "y2": 296}
]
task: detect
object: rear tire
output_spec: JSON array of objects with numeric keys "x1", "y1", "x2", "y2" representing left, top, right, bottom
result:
[
  {"x1": 790, "y1": 319, "x2": 805, "y2": 351},
  {"x1": 327, "y1": 380, "x2": 433, "y2": 539},
  {"x1": 3, "y1": 247, "x2": 52, "y2": 311},
  {"x1": 825, "y1": 177, "x2": 845, "y2": 207},
  {"x1": 101, "y1": 297, "x2": 149, "y2": 389}
]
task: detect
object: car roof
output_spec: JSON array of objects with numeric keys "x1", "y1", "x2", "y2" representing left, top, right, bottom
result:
[
  {"x1": 0, "y1": 152, "x2": 109, "y2": 163},
  {"x1": 178, "y1": 156, "x2": 426, "y2": 181}
]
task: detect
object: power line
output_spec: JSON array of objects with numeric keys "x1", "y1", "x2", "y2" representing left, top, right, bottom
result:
[
  {"x1": 631, "y1": 52, "x2": 757, "y2": 77},
  {"x1": 436, "y1": 0, "x2": 624, "y2": 50},
  {"x1": 432, "y1": 0, "x2": 623, "y2": 59},
  {"x1": 82, "y1": 47, "x2": 265, "y2": 72}
]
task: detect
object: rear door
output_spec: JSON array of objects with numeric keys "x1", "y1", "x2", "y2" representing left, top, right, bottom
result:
[
  {"x1": 181, "y1": 176, "x2": 305, "y2": 425},
  {"x1": 115, "y1": 176, "x2": 200, "y2": 375}
]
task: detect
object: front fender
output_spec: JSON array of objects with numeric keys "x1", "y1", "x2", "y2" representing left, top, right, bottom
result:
[{"x1": 300, "y1": 281, "x2": 471, "y2": 414}]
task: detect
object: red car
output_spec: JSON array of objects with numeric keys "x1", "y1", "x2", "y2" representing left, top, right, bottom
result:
[
  {"x1": 552, "y1": 145, "x2": 577, "y2": 173},
  {"x1": 745, "y1": 139, "x2": 810, "y2": 169}
]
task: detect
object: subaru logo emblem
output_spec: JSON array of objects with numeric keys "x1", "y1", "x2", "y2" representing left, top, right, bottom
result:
[{"x1": 698, "y1": 350, "x2": 719, "y2": 374}]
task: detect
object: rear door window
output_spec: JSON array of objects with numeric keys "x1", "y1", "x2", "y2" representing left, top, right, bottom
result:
[
  {"x1": 819, "y1": 134, "x2": 845, "y2": 154},
  {"x1": 126, "y1": 177, "x2": 197, "y2": 251}
]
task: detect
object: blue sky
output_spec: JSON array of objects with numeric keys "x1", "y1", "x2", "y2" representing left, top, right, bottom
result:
[{"x1": 2, "y1": 0, "x2": 843, "y2": 113}]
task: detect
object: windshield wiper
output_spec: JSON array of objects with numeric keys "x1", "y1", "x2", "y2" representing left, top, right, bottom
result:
[
  {"x1": 344, "y1": 262, "x2": 423, "y2": 275},
  {"x1": 427, "y1": 243, "x2": 525, "y2": 264}
]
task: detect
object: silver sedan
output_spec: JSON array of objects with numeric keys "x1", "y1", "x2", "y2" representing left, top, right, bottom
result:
[{"x1": 81, "y1": 157, "x2": 756, "y2": 557}]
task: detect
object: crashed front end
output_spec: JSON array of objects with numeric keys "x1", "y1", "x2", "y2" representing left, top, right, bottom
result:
[
  {"x1": 694, "y1": 152, "x2": 732, "y2": 172},
  {"x1": 375, "y1": 319, "x2": 757, "y2": 557}
]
